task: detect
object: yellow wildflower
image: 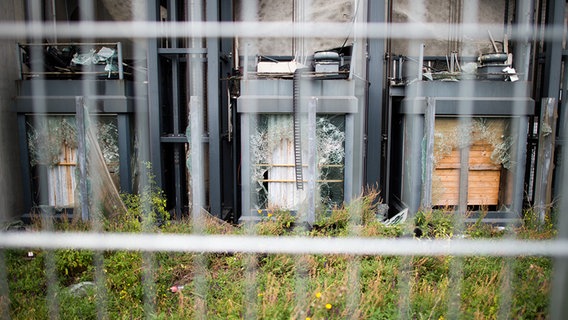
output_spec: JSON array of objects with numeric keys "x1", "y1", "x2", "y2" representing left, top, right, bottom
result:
[{"x1": 325, "y1": 303, "x2": 332, "y2": 310}]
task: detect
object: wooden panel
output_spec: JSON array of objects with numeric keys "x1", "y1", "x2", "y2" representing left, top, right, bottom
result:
[
  {"x1": 436, "y1": 145, "x2": 500, "y2": 168},
  {"x1": 48, "y1": 144, "x2": 77, "y2": 207},
  {"x1": 433, "y1": 141, "x2": 501, "y2": 206},
  {"x1": 432, "y1": 118, "x2": 508, "y2": 206},
  {"x1": 268, "y1": 139, "x2": 300, "y2": 209},
  {"x1": 433, "y1": 168, "x2": 500, "y2": 205}
]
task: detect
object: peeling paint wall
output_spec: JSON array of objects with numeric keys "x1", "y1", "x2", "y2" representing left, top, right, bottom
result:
[{"x1": 0, "y1": 0, "x2": 24, "y2": 222}]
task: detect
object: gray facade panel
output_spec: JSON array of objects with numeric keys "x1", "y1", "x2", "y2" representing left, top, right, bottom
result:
[{"x1": 237, "y1": 96, "x2": 358, "y2": 113}]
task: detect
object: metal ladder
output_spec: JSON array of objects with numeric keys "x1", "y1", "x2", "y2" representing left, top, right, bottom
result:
[{"x1": 293, "y1": 69, "x2": 304, "y2": 190}]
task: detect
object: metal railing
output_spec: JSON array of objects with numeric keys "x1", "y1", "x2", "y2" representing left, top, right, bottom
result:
[{"x1": 17, "y1": 42, "x2": 124, "y2": 80}]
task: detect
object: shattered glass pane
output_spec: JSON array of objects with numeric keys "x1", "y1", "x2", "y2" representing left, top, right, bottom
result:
[
  {"x1": 26, "y1": 115, "x2": 120, "y2": 206},
  {"x1": 250, "y1": 114, "x2": 345, "y2": 210}
]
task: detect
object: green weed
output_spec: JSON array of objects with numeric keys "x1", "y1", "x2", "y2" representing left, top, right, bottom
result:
[{"x1": 4, "y1": 187, "x2": 557, "y2": 319}]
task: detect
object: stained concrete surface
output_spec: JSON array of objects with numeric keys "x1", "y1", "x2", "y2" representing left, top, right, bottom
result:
[
  {"x1": 241, "y1": 0, "x2": 512, "y2": 58},
  {"x1": 392, "y1": 0, "x2": 513, "y2": 57}
]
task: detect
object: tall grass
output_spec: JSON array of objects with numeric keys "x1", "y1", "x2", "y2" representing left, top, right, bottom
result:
[{"x1": 4, "y1": 192, "x2": 555, "y2": 319}]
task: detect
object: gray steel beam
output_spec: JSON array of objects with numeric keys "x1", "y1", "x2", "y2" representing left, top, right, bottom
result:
[
  {"x1": 512, "y1": 116, "x2": 529, "y2": 216},
  {"x1": 240, "y1": 114, "x2": 252, "y2": 219},
  {"x1": 76, "y1": 97, "x2": 89, "y2": 221},
  {"x1": 552, "y1": 98, "x2": 568, "y2": 320},
  {"x1": 546, "y1": 0, "x2": 567, "y2": 208},
  {"x1": 402, "y1": 113, "x2": 424, "y2": 215},
  {"x1": 16, "y1": 96, "x2": 141, "y2": 113},
  {"x1": 189, "y1": 96, "x2": 205, "y2": 219},
  {"x1": 421, "y1": 98, "x2": 435, "y2": 209},
  {"x1": 344, "y1": 114, "x2": 356, "y2": 201},
  {"x1": 306, "y1": 98, "x2": 317, "y2": 225},
  {"x1": 117, "y1": 114, "x2": 132, "y2": 194},
  {"x1": 146, "y1": 0, "x2": 163, "y2": 186},
  {"x1": 174, "y1": 144, "x2": 182, "y2": 220},
  {"x1": 534, "y1": 98, "x2": 557, "y2": 222},
  {"x1": 170, "y1": 28, "x2": 184, "y2": 218},
  {"x1": 364, "y1": 0, "x2": 385, "y2": 191},
  {"x1": 549, "y1": 1, "x2": 568, "y2": 318},
  {"x1": 237, "y1": 96, "x2": 358, "y2": 114},
  {"x1": 219, "y1": 0, "x2": 236, "y2": 221},
  {"x1": 400, "y1": 97, "x2": 534, "y2": 116},
  {"x1": 543, "y1": 0, "x2": 564, "y2": 100},
  {"x1": 17, "y1": 114, "x2": 32, "y2": 212},
  {"x1": 513, "y1": 0, "x2": 534, "y2": 81},
  {"x1": 207, "y1": 0, "x2": 222, "y2": 217},
  {"x1": 172, "y1": 60, "x2": 180, "y2": 134}
]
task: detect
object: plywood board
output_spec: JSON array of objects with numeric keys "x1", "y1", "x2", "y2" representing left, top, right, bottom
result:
[
  {"x1": 433, "y1": 169, "x2": 501, "y2": 205},
  {"x1": 432, "y1": 118, "x2": 507, "y2": 206}
]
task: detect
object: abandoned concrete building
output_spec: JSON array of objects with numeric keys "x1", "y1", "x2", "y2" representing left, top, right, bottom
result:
[{"x1": 0, "y1": 0, "x2": 566, "y2": 225}]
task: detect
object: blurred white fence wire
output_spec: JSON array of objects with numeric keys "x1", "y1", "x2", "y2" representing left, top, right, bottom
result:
[{"x1": 1, "y1": 1, "x2": 568, "y2": 319}]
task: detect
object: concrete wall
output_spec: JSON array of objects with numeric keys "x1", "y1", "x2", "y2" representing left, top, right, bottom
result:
[
  {"x1": 237, "y1": 0, "x2": 511, "y2": 58},
  {"x1": 237, "y1": 0, "x2": 356, "y2": 57},
  {"x1": 392, "y1": 0, "x2": 513, "y2": 57},
  {"x1": 0, "y1": 0, "x2": 25, "y2": 222}
]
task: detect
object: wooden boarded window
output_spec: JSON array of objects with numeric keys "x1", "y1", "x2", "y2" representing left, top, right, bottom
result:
[{"x1": 432, "y1": 118, "x2": 511, "y2": 207}]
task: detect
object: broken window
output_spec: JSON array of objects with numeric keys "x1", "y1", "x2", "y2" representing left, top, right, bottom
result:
[
  {"x1": 26, "y1": 115, "x2": 119, "y2": 207},
  {"x1": 250, "y1": 114, "x2": 345, "y2": 211}
]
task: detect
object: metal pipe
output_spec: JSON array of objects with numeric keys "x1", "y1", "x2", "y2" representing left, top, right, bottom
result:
[
  {"x1": 306, "y1": 98, "x2": 317, "y2": 225},
  {"x1": 117, "y1": 42, "x2": 123, "y2": 80},
  {"x1": 75, "y1": 97, "x2": 89, "y2": 221},
  {"x1": 418, "y1": 43, "x2": 424, "y2": 80},
  {"x1": 51, "y1": 0, "x2": 57, "y2": 43}
]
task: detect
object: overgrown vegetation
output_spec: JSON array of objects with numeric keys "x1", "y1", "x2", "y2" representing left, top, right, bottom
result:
[{"x1": 4, "y1": 189, "x2": 556, "y2": 319}]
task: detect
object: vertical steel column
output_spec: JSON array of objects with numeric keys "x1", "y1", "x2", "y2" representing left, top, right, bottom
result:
[
  {"x1": 365, "y1": 0, "x2": 386, "y2": 190},
  {"x1": 544, "y1": 0, "x2": 566, "y2": 206},
  {"x1": 552, "y1": 33, "x2": 568, "y2": 317},
  {"x1": 146, "y1": 0, "x2": 163, "y2": 186},
  {"x1": 219, "y1": 0, "x2": 237, "y2": 221},
  {"x1": 76, "y1": 97, "x2": 89, "y2": 222},
  {"x1": 189, "y1": 96, "x2": 205, "y2": 218},
  {"x1": 534, "y1": 98, "x2": 557, "y2": 222},
  {"x1": 240, "y1": 114, "x2": 252, "y2": 219},
  {"x1": 117, "y1": 114, "x2": 132, "y2": 194},
  {"x1": 552, "y1": 107, "x2": 568, "y2": 320},
  {"x1": 403, "y1": 110, "x2": 424, "y2": 215},
  {"x1": 17, "y1": 114, "x2": 32, "y2": 213},
  {"x1": 549, "y1": 1, "x2": 568, "y2": 317},
  {"x1": 344, "y1": 114, "x2": 355, "y2": 201},
  {"x1": 512, "y1": 116, "x2": 529, "y2": 216},
  {"x1": 306, "y1": 98, "x2": 317, "y2": 225},
  {"x1": 421, "y1": 97, "x2": 435, "y2": 210},
  {"x1": 513, "y1": 0, "x2": 534, "y2": 81},
  {"x1": 542, "y1": 0, "x2": 564, "y2": 99},
  {"x1": 207, "y1": 0, "x2": 222, "y2": 217},
  {"x1": 170, "y1": 0, "x2": 183, "y2": 219}
]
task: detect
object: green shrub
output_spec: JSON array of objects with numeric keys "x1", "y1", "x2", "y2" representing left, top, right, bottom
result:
[
  {"x1": 415, "y1": 210, "x2": 455, "y2": 238},
  {"x1": 55, "y1": 249, "x2": 94, "y2": 285},
  {"x1": 4, "y1": 192, "x2": 557, "y2": 319},
  {"x1": 108, "y1": 162, "x2": 169, "y2": 232},
  {"x1": 255, "y1": 209, "x2": 296, "y2": 235}
]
